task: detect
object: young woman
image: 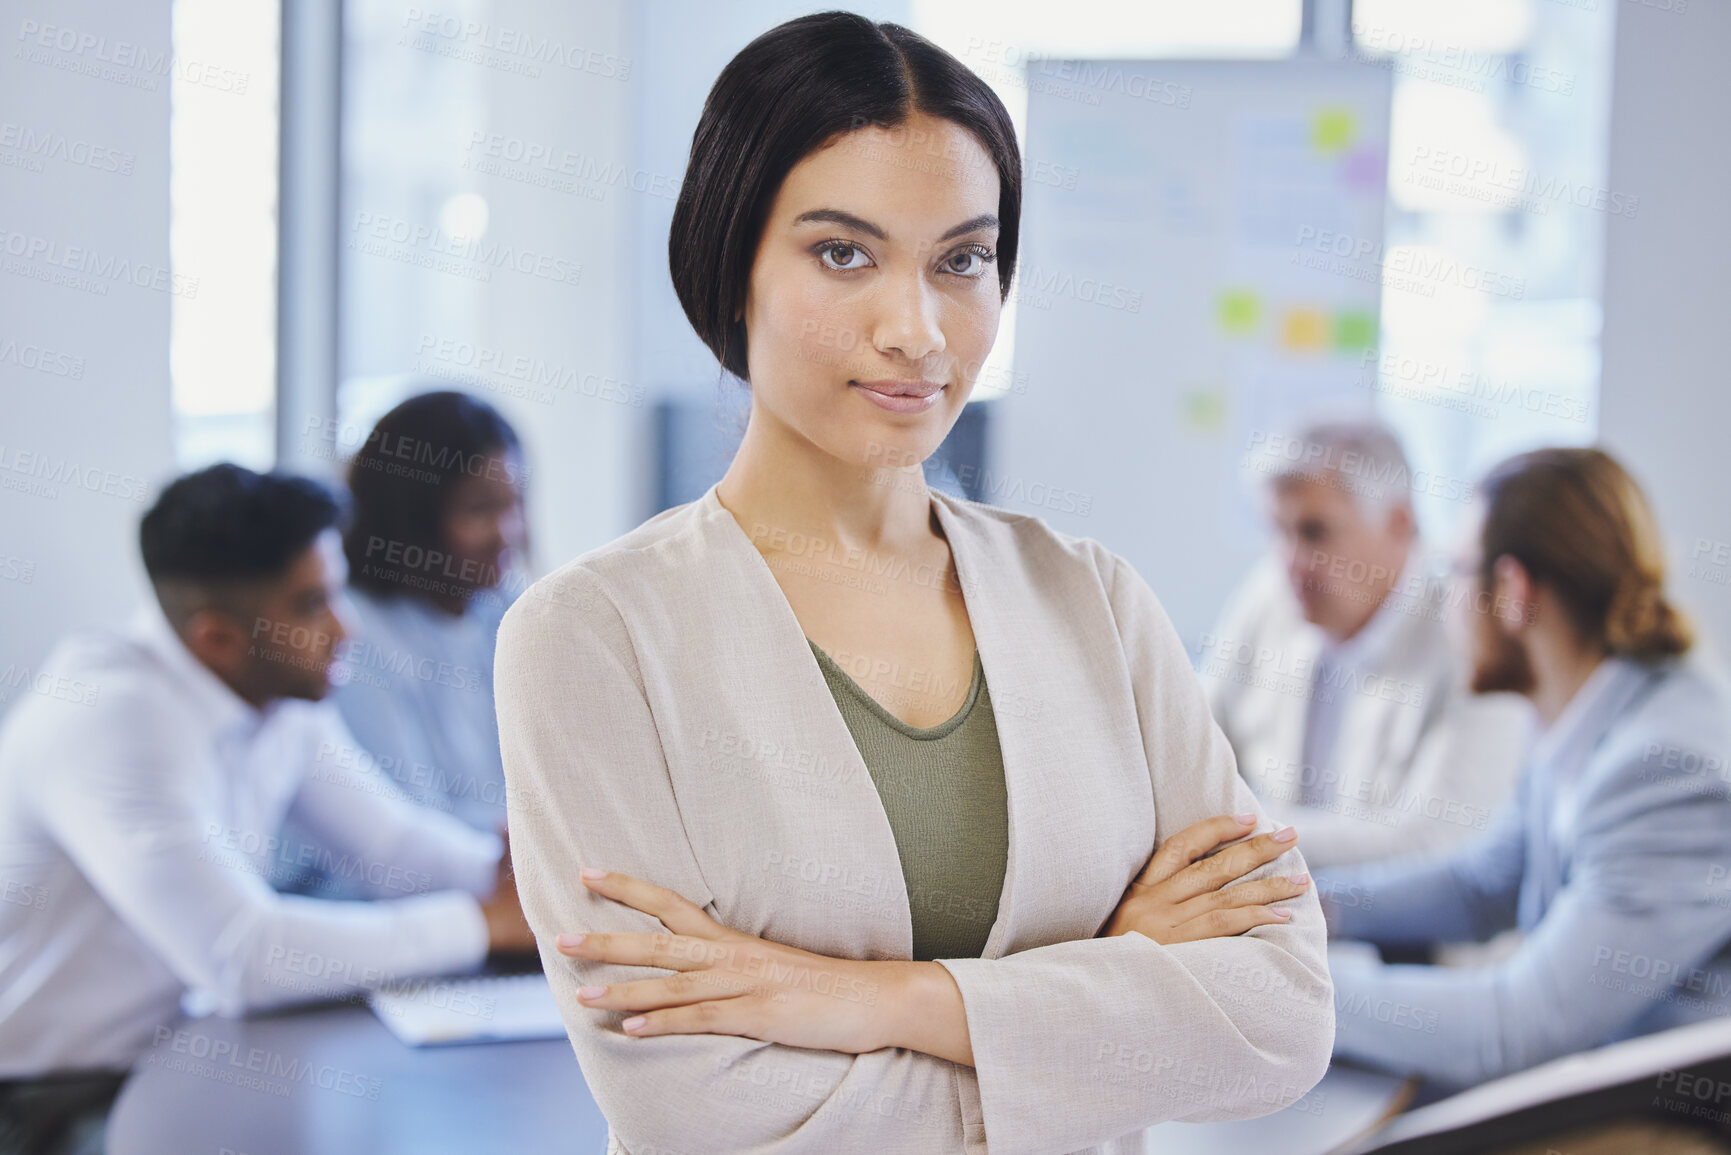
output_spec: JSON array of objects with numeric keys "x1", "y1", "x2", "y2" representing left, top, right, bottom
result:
[
  {"x1": 333, "y1": 390, "x2": 529, "y2": 831},
  {"x1": 495, "y1": 14, "x2": 1330, "y2": 1154}
]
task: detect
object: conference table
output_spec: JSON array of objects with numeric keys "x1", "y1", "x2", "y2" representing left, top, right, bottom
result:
[
  {"x1": 105, "y1": 1000, "x2": 609, "y2": 1154},
  {"x1": 106, "y1": 1000, "x2": 1412, "y2": 1154}
]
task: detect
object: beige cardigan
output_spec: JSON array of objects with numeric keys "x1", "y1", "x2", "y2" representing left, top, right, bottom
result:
[{"x1": 495, "y1": 484, "x2": 1334, "y2": 1155}]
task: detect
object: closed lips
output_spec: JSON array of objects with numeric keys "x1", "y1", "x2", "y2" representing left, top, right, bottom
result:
[{"x1": 851, "y1": 380, "x2": 942, "y2": 397}]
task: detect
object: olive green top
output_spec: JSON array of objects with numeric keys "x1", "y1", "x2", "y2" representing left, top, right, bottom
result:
[{"x1": 807, "y1": 639, "x2": 1009, "y2": 961}]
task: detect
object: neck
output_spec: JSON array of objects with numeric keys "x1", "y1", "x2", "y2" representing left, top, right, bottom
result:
[
  {"x1": 716, "y1": 407, "x2": 940, "y2": 556},
  {"x1": 195, "y1": 654, "x2": 270, "y2": 711},
  {"x1": 1526, "y1": 622, "x2": 1607, "y2": 726},
  {"x1": 228, "y1": 681, "x2": 271, "y2": 710},
  {"x1": 1325, "y1": 564, "x2": 1404, "y2": 645},
  {"x1": 419, "y1": 589, "x2": 470, "y2": 617}
]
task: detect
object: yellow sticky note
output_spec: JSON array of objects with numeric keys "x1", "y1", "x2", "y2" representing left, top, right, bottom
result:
[{"x1": 1282, "y1": 308, "x2": 1329, "y2": 351}]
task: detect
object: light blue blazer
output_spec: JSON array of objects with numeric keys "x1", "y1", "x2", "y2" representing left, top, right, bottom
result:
[{"x1": 1318, "y1": 654, "x2": 1731, "y2": 1089}]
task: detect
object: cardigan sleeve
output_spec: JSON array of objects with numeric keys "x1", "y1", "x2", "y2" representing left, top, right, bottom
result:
[
  {"x1": 932, "y1": 550, "x2": 1335, "y2": 1154},
  {"x1": 494, "y1": 571, "x2": 968, "y2": 1155}
]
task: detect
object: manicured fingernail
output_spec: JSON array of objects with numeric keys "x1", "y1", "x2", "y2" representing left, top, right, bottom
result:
[
  {"x1": 581, "y1": 867, "x2": 609, "y2": 880},
  {"x1": 1271, "y1": 906, "x2": 1293, "y2": 918},
  {"x1": 622, "y1": 1016, "x2": 646, "y2": 1032},
  {"x1": 1235, "y1": 813, "x2": 1257, "y2": 824},
  {"x1": 578, "y1": 986, "x2": 606, "y2": 1000},
  {"x1": 1288, "y1": 873, "x2": 1310, "y2": 885},
  {"x1": 556, "y1": 934, "x2": 586, "y2": 949},
  {"x1": 1272, "y1": 825, "x2": 1297, "y2": 842}
]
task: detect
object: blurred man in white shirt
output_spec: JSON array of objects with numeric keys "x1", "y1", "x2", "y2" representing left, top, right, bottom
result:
[
  {"x1": 0, "y1": 465, "x2": 533, "y2": 1152},
  {"x1": 1200, "y1": 418, "x2": 1530, "y2": 870}
]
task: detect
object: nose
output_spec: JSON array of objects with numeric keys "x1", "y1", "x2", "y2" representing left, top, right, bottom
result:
[
  {"x1": 872, "y1": 267, "x2": 945, "y2": 363},
  {"x1": 1281, "y1": 541, "x2": 1319, "y2": 600},
  {"x1": 500, "y1": 501, "x2": 527, "y2": 554},
  {"x1": 327, "y1": 592, "x2": 357, "y2": 648}
]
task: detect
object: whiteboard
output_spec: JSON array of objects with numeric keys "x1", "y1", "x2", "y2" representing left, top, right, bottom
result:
[{"x1": 993, "y1": 57, "x2": 1392, "y2": 649}]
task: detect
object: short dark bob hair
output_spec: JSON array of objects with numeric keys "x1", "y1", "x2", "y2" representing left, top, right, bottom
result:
[{"x1": 669, "y1": 10, "x2": 1022, "y2": 381}]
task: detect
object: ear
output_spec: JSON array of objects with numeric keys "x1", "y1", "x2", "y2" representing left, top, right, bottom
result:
[
  {"x1": 1387, "y1": 502, "x2": 1417, "y2": 543},
  {"x1": 181, "y1": 608, "x2": 251, "y2": 672},
  {"x1": 1489, "y1": 554, "x2": 1532, "y2": 633}
]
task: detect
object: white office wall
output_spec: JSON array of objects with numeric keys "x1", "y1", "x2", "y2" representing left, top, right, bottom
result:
[
  {"x1": 1598, "y1": 0, "x2": 1731, "y2": 661},
  {"x1": 0, "y1": 0, "x2": 176, "y2": 711}
]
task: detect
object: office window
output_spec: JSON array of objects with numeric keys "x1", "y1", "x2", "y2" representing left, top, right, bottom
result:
[
  {"x1": 168, "y1": 0, "x2": 281, "y2": 470},
  {"x1": 336, "y1": 0, "x2": 492, "y2": 445},
  {"x1": 1354, "y1": 0, "x2": 1614, "y2": 540}
]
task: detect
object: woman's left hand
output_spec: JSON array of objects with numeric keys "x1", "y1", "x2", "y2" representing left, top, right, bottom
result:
[{"x1": 557, "y1": 868, "x2": 900, "y2": 1054}]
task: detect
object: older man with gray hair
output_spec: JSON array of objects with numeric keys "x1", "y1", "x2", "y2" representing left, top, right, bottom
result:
[{"x1": 1198, "y1": 416, "x2": 1529, "y2": 870}]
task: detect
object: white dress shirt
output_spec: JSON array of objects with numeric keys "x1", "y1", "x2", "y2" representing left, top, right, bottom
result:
[
  {"x1": 1201, "y1": 544, "x2": 1531, "y2": 868},
  {"x1": 0, "y1": 600, "x2": 499, "y2": 1076},
  {"x1": 1296, "y1": 574, "x2": 1411, "y2": 807}
]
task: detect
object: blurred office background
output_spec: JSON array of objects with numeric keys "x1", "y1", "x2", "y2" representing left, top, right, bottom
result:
[{"x1": 4, "y1": 0, "x2": 1726, "y2": 702}]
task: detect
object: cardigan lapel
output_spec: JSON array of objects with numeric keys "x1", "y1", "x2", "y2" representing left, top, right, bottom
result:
[
  {"x1": 682, "y1": 484, "x2": 1152, "y2": 964},
  {"x1": 927, "y1": 491, "x2": 1157, "y2": 958},
  {"x1": 693, "y1": 484, "x2": 1030, "y2": 959},
  {"x1": 687, "y1": 485, "x2": 916, "y2": 959}
]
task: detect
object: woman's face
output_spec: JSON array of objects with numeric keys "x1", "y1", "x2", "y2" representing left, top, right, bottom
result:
[
  {"x1": 740, "y1": 110, "x2": 1004, "y2": 472},
  {"x1": 442, "y1": 445, "x2": 527, "y2": 590}
]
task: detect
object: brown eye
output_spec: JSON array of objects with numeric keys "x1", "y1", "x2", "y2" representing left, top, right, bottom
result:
[
  {"x1": 818, "y1": 242, "x2": 873, "y2": 271},
  {"x1": 943, "y1": 245, "x2": 994, "y2": 278}
]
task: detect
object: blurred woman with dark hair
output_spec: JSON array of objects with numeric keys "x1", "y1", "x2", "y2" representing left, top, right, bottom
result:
[{"x1": 330, "y1": 389, "x2": 529, "y2": 832}]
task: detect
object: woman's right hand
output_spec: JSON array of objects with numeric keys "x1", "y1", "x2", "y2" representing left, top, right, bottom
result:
[{"x1": 1100, "y1": 814, "x2": 1311, "y2": 945}]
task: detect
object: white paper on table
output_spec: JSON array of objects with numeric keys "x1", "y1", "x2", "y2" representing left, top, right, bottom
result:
[{"x1": 367, "y1": 972, "x2": 567, "y2": 1047}]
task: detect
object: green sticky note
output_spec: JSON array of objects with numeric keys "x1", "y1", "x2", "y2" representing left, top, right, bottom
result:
[
  {"x1": 1218, "y1": 289, "x2": 1260, "y2": 335},
  {"x1": 1182, "y1": 388, "x2": 1228, "y2": 431},
  {"x1": 1333, "y1": 310, "x2": 1377, "y2": 351},
  {"x1": 1312, "y1": 108, "x2": 1356, "y2": 155}
]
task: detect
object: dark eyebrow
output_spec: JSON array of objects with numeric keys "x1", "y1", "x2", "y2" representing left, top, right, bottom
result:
[
  {"x1": 793, "y1": 209, "x2": 885, "y2": 239},
  {"x1": 791, "y1": 209, "x2": 1000, "y2": 244},
  {"x1": 938, "y1": 213, "x2": 1000, "y2": 242}
]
